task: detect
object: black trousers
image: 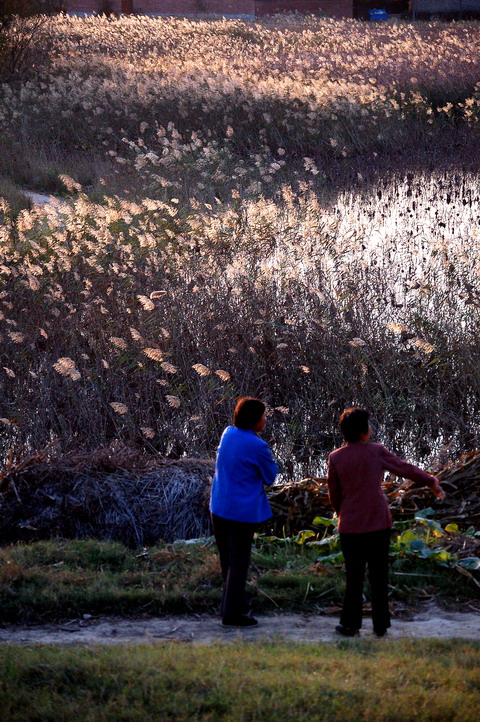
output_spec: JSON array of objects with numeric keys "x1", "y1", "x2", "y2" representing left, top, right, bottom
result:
[
  {"x1": 211, "y1": 513, "x2": 257, "y2": 621},
  {"x1": 339, "y1": 528, "x2": 391, "y2": 632}
]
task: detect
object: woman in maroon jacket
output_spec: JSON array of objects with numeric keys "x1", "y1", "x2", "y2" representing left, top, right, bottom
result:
[{"x1": 327, "y1": 407, "x2": 445, "y2": 637}]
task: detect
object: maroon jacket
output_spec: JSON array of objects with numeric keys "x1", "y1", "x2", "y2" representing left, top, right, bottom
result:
[{"x1": 327, "y1": 441, "x2": 437, "y2": 534}]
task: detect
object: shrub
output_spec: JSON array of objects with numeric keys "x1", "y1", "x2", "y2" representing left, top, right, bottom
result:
[{"x1": 0, "y1": 0, "x2": 59, "y2": 80}]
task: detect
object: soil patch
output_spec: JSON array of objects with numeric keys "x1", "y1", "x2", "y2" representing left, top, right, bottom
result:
[{"x1": 24, "y1": 191, "x2": 61, "y2": 207}]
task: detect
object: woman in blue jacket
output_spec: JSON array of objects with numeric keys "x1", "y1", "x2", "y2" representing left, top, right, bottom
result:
[{"x1": 210, "y1": 397, "x2": 278, "y2": 627}]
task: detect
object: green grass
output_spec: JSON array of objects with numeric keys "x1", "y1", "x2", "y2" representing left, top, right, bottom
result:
[
  {"x1": 0, "y1": 537, "x2": 478, "y2": 624},
  {"x1": 0, "y1": 639, "x2": 479, "y2": 720}
]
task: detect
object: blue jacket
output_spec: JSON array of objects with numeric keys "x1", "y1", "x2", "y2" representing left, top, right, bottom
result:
[{"x1": 210, "y1": 425, "x2": 278, "y2": 523}]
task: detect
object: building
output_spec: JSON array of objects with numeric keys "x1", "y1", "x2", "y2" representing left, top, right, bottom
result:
[
  {"x1": 64, "y1": 0, "x2": 480, "y2": 18},
  {"x1": 64, "y1": 1, "x2": 354, "y2": 19},
  {"x1": 411, "y1": 0, "x2": 480, "y2": 16}
]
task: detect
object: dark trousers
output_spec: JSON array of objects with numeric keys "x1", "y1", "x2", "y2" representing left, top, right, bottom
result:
[
  {"x1": 211, "y1": 513, "x2": 257, "y2": 621},
  {"x1": 339, "y1": 528, "x2": 391, "y2": 632}
]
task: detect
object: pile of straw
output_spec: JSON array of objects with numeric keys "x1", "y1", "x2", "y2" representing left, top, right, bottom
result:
[
  {"x1": 389, "y1": 450, "x2": 480, "y2": 526},
  {"x1": 1, "y1": 446, "x2": 479, "y2": 546},
  {"x1": 267, "y1": 450, "x2": 480, "y2": 536},
  {"x1": 0, "y1": 446, "x2": 214, "y2": 547}
]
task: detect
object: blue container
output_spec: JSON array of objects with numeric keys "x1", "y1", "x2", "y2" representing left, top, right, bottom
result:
[{"x1": 369, "y1": 8, "x2": 388, "y2": 20}]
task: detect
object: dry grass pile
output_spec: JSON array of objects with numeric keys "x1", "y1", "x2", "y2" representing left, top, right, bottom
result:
[
  {"x1": 266, "y1": 450, "x2": 480, "y2": 536},
  {"x1": 0, "y1": 445, "x2": 214, "y2": 547},
  {"x1": 267, "y1": 477, "x2": 331, "y2": 536},
  {"x1": 390, "y1": 449, "x2": 480, "y2": 526},
  {"x1": 1, "y1": 446, "x2": 479, "y2": 546},
  {"x1": 440, "y1": 529, "x2": 480, "y2": 562}
]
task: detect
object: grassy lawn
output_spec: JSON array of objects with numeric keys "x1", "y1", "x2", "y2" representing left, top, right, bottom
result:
[
  {"x1": 0, "y1": 639, "x2": 479, "y2": 721},
  {"x1": 0, "y1": 535, "x2": 478, "y2": 624}
]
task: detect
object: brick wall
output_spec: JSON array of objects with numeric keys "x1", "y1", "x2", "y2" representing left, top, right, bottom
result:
[
  {"x1": 133, "y1": 0, "x2": 255, "y2": 15},
  {"x1": 414, "y1": 0, "x2": 480, "y2": 11},
  {"x1": 67, "y1": 0, "x2": 110, "y2": 11},
  {"x1": 66, "y1": 0, "x2": 256, "y2": 14},
  {"x1": 66, "y1": 0, "x2": 351, "y2": 16},
  {"x1": 256, "y1": 0, "x2": 352, "y2": 17},
  {"x1": 134, "y1": 0, "x2": 255, "y2": 16}
]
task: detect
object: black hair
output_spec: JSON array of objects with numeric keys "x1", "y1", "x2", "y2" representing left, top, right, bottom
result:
[
  {"x1": 339, "y1": 407, "x2": 370, "y2": 442},
  {"x1": 233, "y1": 397, "x2": 266, "y2": 431}
]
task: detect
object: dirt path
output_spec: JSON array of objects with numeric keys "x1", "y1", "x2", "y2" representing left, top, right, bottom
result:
[
  {"x1": 1, "y1": 605, "x2": 479, "y2": 646},
  {"x1": 24, "y1": 190, "x2": 69, "y2": 208}
]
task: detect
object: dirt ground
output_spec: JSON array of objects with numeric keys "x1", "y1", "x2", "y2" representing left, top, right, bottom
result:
[
  {"x1": 24, "y1": 191, "x2": 62, "y2": 207},
  {"x1": 1, "y1": 605, "x2": 480, "y2": 646}
]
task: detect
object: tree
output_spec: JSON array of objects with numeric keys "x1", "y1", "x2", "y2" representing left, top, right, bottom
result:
[
  {"x1": 0, "y1": 0, "x2": 59, "y2": 28},
  {"x1": 0, "y1": 0, "x2": 60, "y2": 79}
]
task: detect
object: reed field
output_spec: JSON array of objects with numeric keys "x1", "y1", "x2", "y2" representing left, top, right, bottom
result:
[
  {"x1": 1, "y1": 14, "x2": 480, "y2": 473},
  {"x1": 1, "y1": 20, "x2": 480, "y2": 719}
]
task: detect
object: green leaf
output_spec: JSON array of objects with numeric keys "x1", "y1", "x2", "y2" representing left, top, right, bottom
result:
[
  {"x1": 417, "y1": 547, "x2": 437, "y2": 559},
  {"x1": 457, "y1": 557, "x2": 480, "y2": 570},
  {"x1": 315, "y1": 551, "x2": 344, "y2": 566},
  {"x1": 393, "y1": 519, "x2": 414, "y2": 531},
  {"x1": 409, "y1": 538, "x2": 428, "y2": 552},
  {"x1": 445, "y1": 523, "x2": 459, "y2": 533},
  {"x1": 433, "y1": 549, "x2": 452, "y2": 566},
  {"x1": 308, "y1": 534, "x2": 339, "y2": 548},
  {"x1": 295, "y1": 530, "x2": 316, "y2": 545},
  {"x1": 398, "y1": 530, "x2": 419, "y2": 544},
  {"x1": 312, "y1": 516, "x2": 335, "y2": 527},
  {"x1": 254, "y1": 535, "x2": 293, "y2": 544},
  {"x1": 415, "y1": 516, "x2": 443, "y2": 536},
  {"x1": 415, "y1": 507, "x2": 436, "y2": 519}
]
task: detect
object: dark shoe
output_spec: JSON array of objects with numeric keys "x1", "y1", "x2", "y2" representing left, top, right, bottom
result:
[
  {"x1": 222, "y1": 615, "x2": 258, "y2": 628},
  {"x1": 335, "y1": 624, "x2": 359, "y2": 637},
  {"x1": 374, "y1": 628, "x2": 388, "y2": 638}
]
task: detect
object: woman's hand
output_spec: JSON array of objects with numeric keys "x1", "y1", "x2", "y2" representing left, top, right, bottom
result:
[{"x1": 431, "y1": 478, "x2": 446, "y2": 501}]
